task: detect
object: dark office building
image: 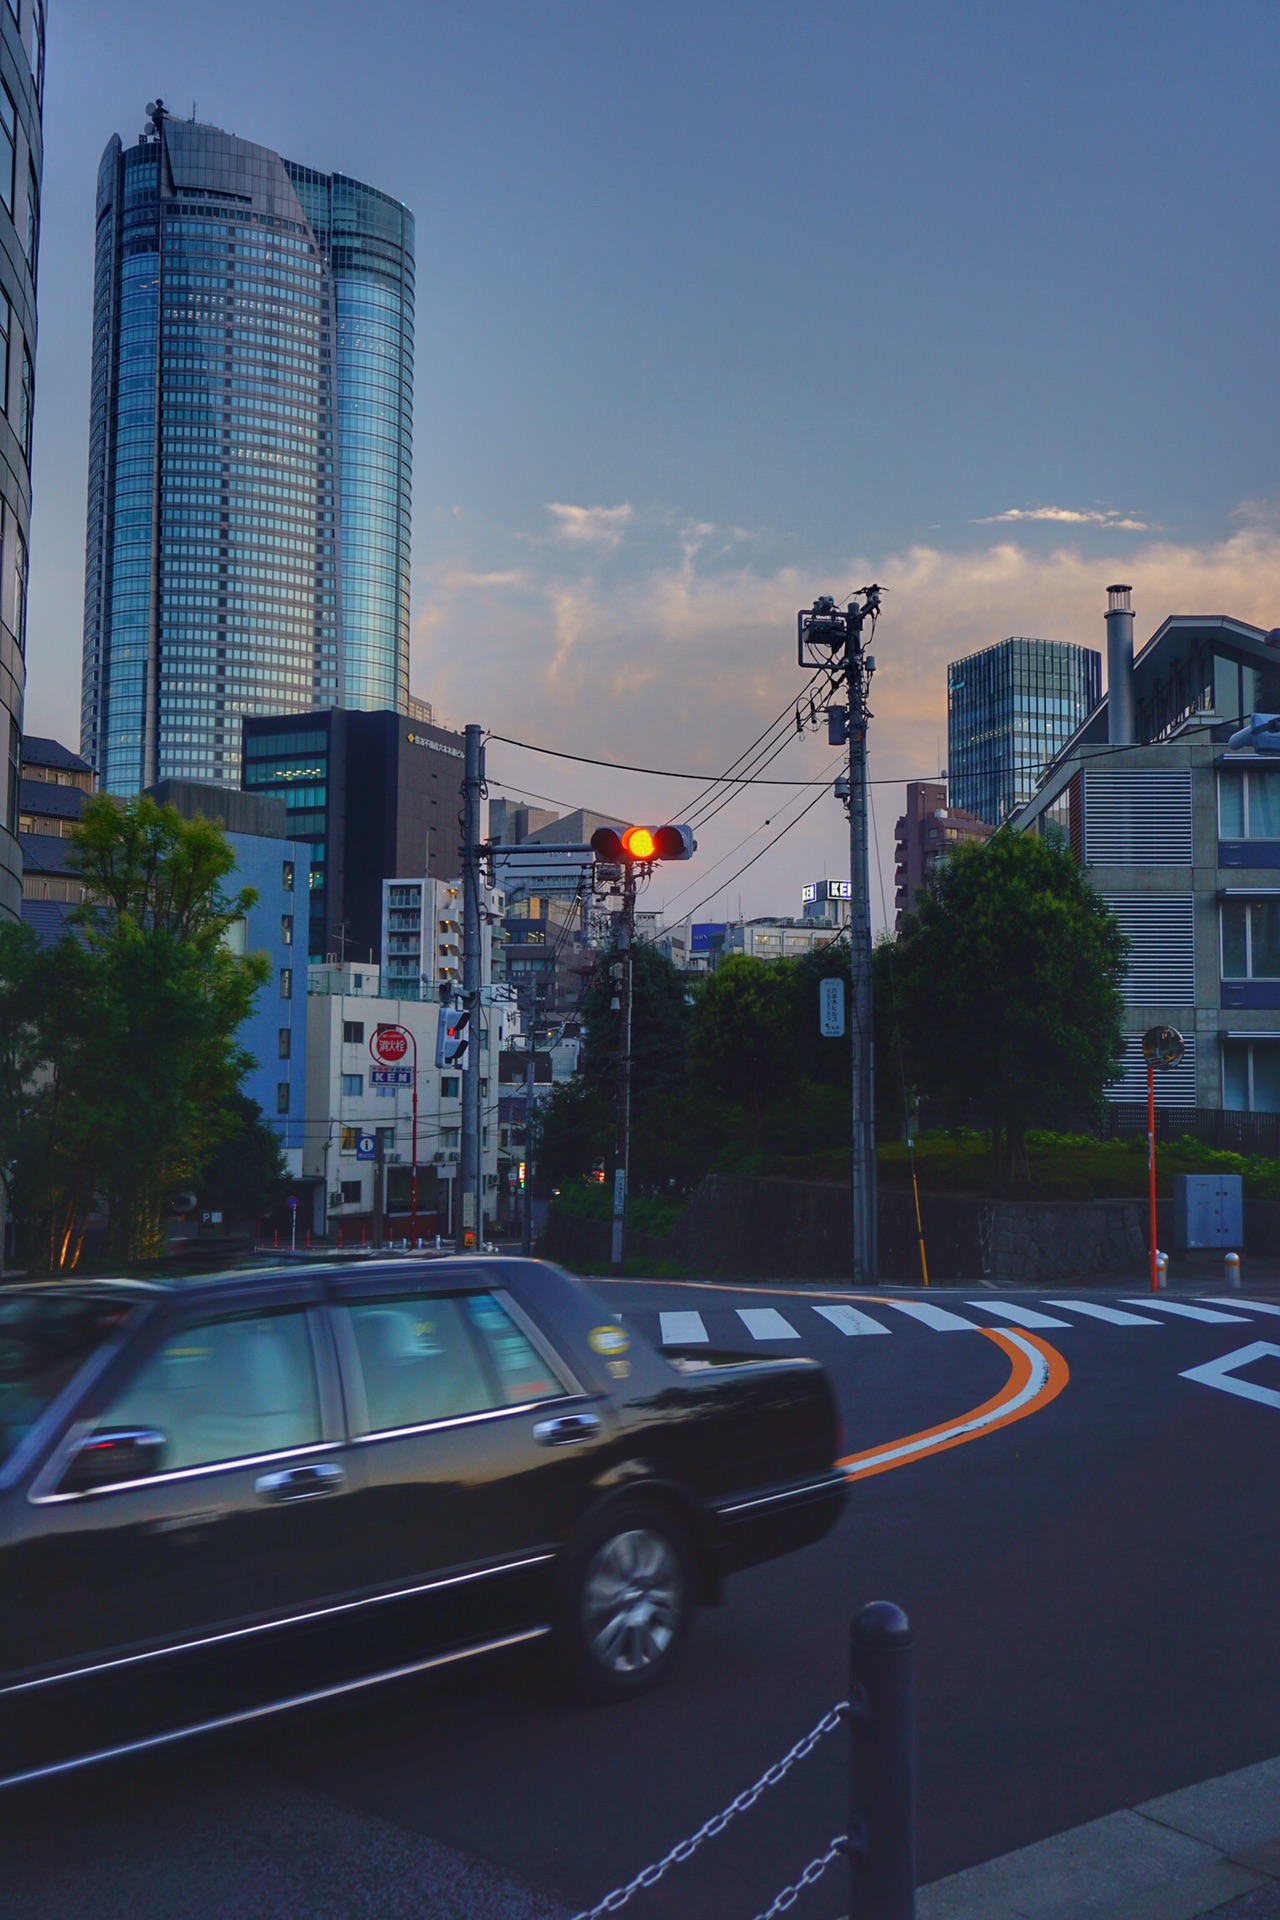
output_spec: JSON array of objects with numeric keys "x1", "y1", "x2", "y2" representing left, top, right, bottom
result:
[
  {"x1": 947, "y1": 636, "x2": 1101, "y2": 826},
  {"x1": 18, "y1": 735, "x2": 94, "y2": 944},
  {"x1": 0, "y1": 2, "x2": 44, "y2": 924},
  {"x1": 242, "y1": 708, "x2": 464, "y2": 963}
]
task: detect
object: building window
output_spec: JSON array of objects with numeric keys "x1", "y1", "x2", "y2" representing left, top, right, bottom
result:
[
  {"x1": 1219, "y1": 767, "x2": 1280, "y2": 840},
  {"x1": 278, "y1": 1027, "x2": 291, "y2": 1059},
  {"x1": 0, "y1": 83, "x2": 14, "y2": 216},
  {"x1": 12, "y1": 523, "x2": 25, "y2": 649},
  {"x1": 282, "y1": 860, "x2": 295, "y2": 892},
  {"x1": 340, "y1": 1125, "x2": 361, "y2": 1152},
  {"x1": 440, "y1": 1076, "x2": 459, "y2": 1099},
  {"x1": 1221, "y1": 901, "x2": 1280, "y2": 980},
  {"x1": 6, "y1": 713, "x2": 18, "y2": 837},
  {"x1": 276, "y1": 1083, "x2": 290, "y2": 1115},
  {"x1": 24, "y1": 158, "x2": 37, "y2": 266},
  {"x1": 1222, "y1": 1039, "x2": 1280, "y2": 1114},
  {"x1": 343, "y1": 1020, "x2": 364, "y2": 1044},
  {"x1": 440, "y1": 1127, "x2": 459, "y2": 1148},
  {"x1": 19, "y1": 343, "x2": 31, "y2": 461},
  {"x1": 281, "y1": 914, "x2": 293, "y2": 946},
  {"x1": 280, "y1": 966, "x2": 292, "y2": 999},
  {"x1": 340, "y1": 1180, "x2": 361, "y2": 1205},
  {"x1": 341, "y1": 1073, "x2": 363, "y2": 1098}
]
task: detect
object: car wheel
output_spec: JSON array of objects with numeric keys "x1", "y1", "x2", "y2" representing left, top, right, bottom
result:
[{"x1": 556, "y1": 1500, "x2": 693, "y2": 1702}]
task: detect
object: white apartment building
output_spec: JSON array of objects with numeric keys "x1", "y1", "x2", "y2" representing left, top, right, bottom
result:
[
  {"x1": 380, "y1": 876, "x2": 504, "y2": 1000},
  {"x1": 304, "y1": 962, "x2": 518, "y2": 1240}
]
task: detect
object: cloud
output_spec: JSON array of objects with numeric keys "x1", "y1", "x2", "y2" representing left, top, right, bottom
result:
[
  {"x1": 412, "y1": 504, "x2": 1280, "y2": 925},
  {"x1": 976, "y1": 505, "x2": 1152, "y2": 531},
  {"x1": 545, "y1": 502, "x2": 634, "y2": 546}
]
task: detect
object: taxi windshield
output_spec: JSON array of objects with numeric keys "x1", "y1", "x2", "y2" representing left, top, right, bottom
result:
[{"x1": 0, "y1": 1290, "x2": 141, "y2": 1468}]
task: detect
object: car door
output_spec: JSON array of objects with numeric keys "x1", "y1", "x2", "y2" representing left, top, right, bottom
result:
[
  {"x1": 330, "y1": 1269, "x2": 614, "y2": 1653},
  {"x1": 4, "y1": 1279, "x2": 353, "y2": 1735}
]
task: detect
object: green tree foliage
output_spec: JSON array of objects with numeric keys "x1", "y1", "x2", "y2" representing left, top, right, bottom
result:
[
  {"x1": 194, "y1": 1093, "x2": 289, "y2": 1222},
  {"x1": 688, "y1": 952, "x2": 800, "y2": 1148},
  {"x1": 0, "y1": 796, "x2": 270, "y2": 1268},
  {"x1": 888, "y1": 830, "x2": 1127, "y2": 1177}
]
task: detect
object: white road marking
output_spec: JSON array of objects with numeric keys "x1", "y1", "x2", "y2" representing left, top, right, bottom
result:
[
  {"x1": 812, "y1": 1304, "x2": 891, "y2": 1337},
  {"x1": 1180, "y1": 1342, "x2": 1280, "y2": 1409},
  {"x1": 1120, "y1": 1299, "x2": 1251, "y2": 1324},
  {"x1": 967, "y1": 1302, "x2": 1073, "y2": 1330},
  {"x1": 844, "y1": 1331, "x2": 1053, "y2": 1475},
  {"x1": 736, "y1": 1308, "x2": 800, "y2": 1340},
  {"x1": 1043, "y1": 1300, "x2": 1161, "y2": 1326},
  {"x1": 1202, "y1": 1297, "x2": 1280, "y2": 1316},
  {"x1": 874, "y1": 1299, "x2": 979, "y2": 1332},
  {"x1": 659, "y1": 1310, "x2": 708, "y2": 1345}
]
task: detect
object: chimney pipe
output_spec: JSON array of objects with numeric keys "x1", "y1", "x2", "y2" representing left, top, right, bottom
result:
[{"x1": 1106, "y1": 584, "x2": 1135, "y2": 744}]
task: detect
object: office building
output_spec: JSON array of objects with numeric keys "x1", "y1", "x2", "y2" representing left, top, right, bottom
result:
[
  {"x1": 948, "y1": 637, "x2": 1101, "y2": 826},
  {"x1": 801, "y1": 880, "x2": 852, "y2": 928},
  {"x1": 0, "y1": 1, "x2": 43, "y2": 922},
  {"x1": 81, "y1": 106, "x2": 414, "y2": 798},
  {"x1": 242, "y1": 707, "x2": 465, "y2": 964},
  {"x1": 893, "y1": 780, "x2": 992, "y2": 927},
  {"x1": 1015, "y1": 589, "x2": 1280, "y2": 1124},
  {"x1": 18, "y1": 735, "x2": 94, "y2": 943}
]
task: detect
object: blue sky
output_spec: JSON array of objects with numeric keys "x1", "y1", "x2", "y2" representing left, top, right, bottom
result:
[{"x1": 26, "y1": 1, "x2": 1280, "y2": 922}]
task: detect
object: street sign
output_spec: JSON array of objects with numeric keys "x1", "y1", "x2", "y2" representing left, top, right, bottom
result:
[
  {"x1": 819, "y1": 976, "x2": 846, "y2": 1038},
  {"x1": 368, "y1": 1065, "x2": 413, "y2": 1088},
  {"x1": 1142, "y1": 1025, "x2": 1185, "y2": 1070},
  {"x1": 356, "y1": 1134, "x2": 377, "y2": 1161},
  {"x1": 371, "y1": 1026, "x2": 409, "y2": 1064},
  {"x1": 287, "y1": 1196, "x2": 297, "y2": 1209}
]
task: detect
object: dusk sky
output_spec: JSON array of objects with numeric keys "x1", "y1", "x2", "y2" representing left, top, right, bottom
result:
[{"x1": 26, "y1": 1, "x2": 1280, "y2": 924}]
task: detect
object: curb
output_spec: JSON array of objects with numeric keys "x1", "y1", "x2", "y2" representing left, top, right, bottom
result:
[{"x1": 916, "y1": 1753, "x2": 1280, "y2": 1919}]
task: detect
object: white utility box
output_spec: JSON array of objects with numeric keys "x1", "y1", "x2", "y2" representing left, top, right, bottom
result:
[{"x1": 1172, "y1": 1173, "x2": 1243, "y2": 1250}]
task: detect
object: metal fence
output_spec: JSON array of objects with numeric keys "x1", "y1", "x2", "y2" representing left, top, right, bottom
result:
[{"x1": 1102, "y1": 1103, "x2": 1280, "y2": 1156}]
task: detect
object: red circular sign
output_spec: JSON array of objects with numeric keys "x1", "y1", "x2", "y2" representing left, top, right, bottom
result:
[{"x1": 371, "y1": 1026, "x2": 409, "y2": 1063}]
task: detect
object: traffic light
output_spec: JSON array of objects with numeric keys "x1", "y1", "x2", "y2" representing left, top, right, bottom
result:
[
  {"x1": 590, "y1": 824, "x2": 696, "y2": 863},
  {"x1": 436, "y1": 1004, "x2": 470, "y2": 1069}
]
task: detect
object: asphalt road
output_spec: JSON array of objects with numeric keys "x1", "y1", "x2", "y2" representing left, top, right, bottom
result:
[{"x1": 6, "y1": 1278, "x2": 1280, "y2": 1920}]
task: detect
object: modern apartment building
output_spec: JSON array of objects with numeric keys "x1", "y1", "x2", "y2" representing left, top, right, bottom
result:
[
  {"x1": 81, "y1": 106, "x2": 414, "y2": 797},
  {"x1": 0, "y1": 0, "x2": 43, "y2": 922},
  {"x1": 948, "y1": 636, "x2": 1101, "y2": 826},
  {"x1": 892, "y1": 779, "x2": 992, "y2": 927}
]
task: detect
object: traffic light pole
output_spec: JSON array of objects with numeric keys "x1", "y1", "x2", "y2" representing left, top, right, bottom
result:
[
  {"x1": 611, "y1": 864, "x2": 636, "y2": 1271},
  {"x1": 458, "y1": 723, "x2": 484, "y2": 1253},
  {"x1": 847, "y1": 606, "x2": 877, "y2": 1288}
]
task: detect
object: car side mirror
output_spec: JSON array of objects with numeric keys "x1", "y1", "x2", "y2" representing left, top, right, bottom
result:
[{"x1": 58, "y1": 1427, "x2": 167, "y2": 1496}]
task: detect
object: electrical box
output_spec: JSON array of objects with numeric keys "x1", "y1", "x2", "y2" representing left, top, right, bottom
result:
[{"x1": 1172, "y1": 1174, "x2": 1243, "y2": 1250}]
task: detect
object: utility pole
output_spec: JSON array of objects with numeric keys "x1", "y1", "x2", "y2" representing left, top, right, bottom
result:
[
  {"x1": 373, "y1": 1128, "x2": 385, "y2": 1250},
  {"x1": 458, "y1": 722, "x2": 484, "y2": 1253},
  {"x1": 611, "y1": 864, "x2": 636, "y2": 1271},
  {"x1": 521, "y1": 1046, "x2": 536, "y2": 1256},
  {"x1": 798, "y1": 587, "x2": 882, "y2": 1286}
]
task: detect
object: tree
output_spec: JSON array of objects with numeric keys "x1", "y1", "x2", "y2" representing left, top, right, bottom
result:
[
  {"x1": 0, "y1": 796, "x2": 270, "y2": 1267},
  {"x1": 194, "y1": 1093, "x2": 289, "y2": 1222},
  {"x1": 688, "y1": 953, "x2": 800, "y2": 1149},
  {"x1": 888, "y1": 830, "x2": 1127, "y2": 1178}
]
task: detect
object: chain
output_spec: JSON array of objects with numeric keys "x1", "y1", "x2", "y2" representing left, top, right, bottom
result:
[
  {"x1": 568, "y1": 1700, "x2": 848, "y2": 1920},
  {"x1": 752, "y1": 1835, "x2": 848, "y2": 1919}
]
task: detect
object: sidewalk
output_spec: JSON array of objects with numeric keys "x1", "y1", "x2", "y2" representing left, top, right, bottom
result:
[{"x1": 918, "y1": 1754, "x2": 1280, "y2": 1920}]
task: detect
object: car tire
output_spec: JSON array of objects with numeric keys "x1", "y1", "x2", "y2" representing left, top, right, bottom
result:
[{"x1": 555, "y1": 1499, "x2": 694, "y2": 1702}]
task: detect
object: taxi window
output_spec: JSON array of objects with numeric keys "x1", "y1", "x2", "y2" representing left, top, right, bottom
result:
[
  {"x1": 98, "y1": 1310, "x2": 322, "y2": 1472},
  {"x1": 464, "y1": 1293, "x2": 565, "y2": 1406},
  {"x1": 345, "y1": 1295, "x2": 495, "y2": 1432}
]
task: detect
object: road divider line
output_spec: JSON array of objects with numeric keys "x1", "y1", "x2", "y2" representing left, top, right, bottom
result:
[{"x1": 838, "y1": 1330, "x2": 1069, "y2": 1481}]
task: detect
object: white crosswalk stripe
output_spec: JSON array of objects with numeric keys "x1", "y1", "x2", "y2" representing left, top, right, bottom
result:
[
  {"x1": 874, "y1": 1299, "x2": 980, "y2": 1332},
  {"x1": 967, "y1": 1302, "x2": 1073, "y2": 1330},
  {"x1": 736, "y1": 1307, "x2": 801, "y2": 1340},
  {"x1": 1042, "y1": 1300, "x2": 1161, "y2": 1326},
  {"x1": 1202, "y1": 1297, "x2": 1280, "y2": 1316},
  {"x1": 659, "y1": 1310, "x2": 708, "y2": 1344},
  {"x1": 812, "y1": 1303, "x2": 892, "y2": 1337},
  {"x1": 1120, "y1": 1299, "x2": 1252, "y2": 1324}
]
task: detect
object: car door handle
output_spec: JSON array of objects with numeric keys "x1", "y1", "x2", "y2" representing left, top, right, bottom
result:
[
  {"x1": 533, "y1": 1412, "x2": 601, "y2": 1447},
  {"x1": 255, "y1": 1462, "x2": 346, "y2": 1502}
]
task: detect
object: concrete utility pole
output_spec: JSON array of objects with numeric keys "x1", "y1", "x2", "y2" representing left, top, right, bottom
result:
[
  {"x1": 458, "y1": 723, "x2": 484, "y2": 1253},
  {"x1": 799, "y1": 587, "x2": 883, "y2": 1286},
  {"x1": 521, "y1": 1047, "x2": 536, "y2": 1257},
  {"x1": 373, "y1": 1128, "x2": 385, "y2": 1250},
  {"x1": 611, "y1": 864, "x2": 636, "y2": 1271}
]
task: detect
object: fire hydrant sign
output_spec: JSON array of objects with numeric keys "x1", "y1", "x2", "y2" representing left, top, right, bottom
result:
[
  {"x1": 371, "y1": 1026, "x2": 409, "y2": 1064},
  {"x1": 819, "y1": 977, "x2": 846, "y2": 1038}
]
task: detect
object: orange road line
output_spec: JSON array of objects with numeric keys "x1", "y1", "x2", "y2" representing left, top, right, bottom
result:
[{"x1": 838, "y1": 1329, "x2": 1069, "y2": 1481}]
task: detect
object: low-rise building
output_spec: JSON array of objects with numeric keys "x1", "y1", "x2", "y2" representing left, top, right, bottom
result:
[
  {"x1": 893, "y1": 780, "x2": 992, "y2": 926},
  {"x1": 18, "y1": 736, "x2": 96, "y2": 942}
]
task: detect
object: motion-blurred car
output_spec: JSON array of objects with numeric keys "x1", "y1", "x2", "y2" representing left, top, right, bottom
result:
[{"x1": 0, "y1": 1258, "x2": 845, "y2": 1785}]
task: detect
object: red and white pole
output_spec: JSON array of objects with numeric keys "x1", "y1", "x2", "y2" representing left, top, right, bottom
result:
[{"x1": 1148, "y1": 1060, "x2": 1158, "y2": 1293}]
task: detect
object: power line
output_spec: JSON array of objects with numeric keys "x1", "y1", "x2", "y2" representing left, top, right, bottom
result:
[
  {"x1": 486, "y1": 731, "x2": 934, "y2": 789},
  {"x1": 656, "y1": 773, "x2": 833, "y2": 917},
  {"x1": 641, "y1": 786, "x2": 831, "y2": 937}
]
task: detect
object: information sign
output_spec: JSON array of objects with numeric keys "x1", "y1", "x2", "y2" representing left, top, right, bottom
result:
[{"x1": 819, "y1": 977, "x2": 846, "y2": 1038}]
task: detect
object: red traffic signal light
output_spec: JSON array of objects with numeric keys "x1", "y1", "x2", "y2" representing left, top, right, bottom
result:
[{"x1": 590, "y1": 824, "x2": 696, "y2": 864}]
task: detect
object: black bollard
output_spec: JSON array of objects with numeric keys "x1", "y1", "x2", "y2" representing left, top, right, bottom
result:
[{"x1": 847, "y1": 1600, "x2": 915, "y2": 1919}]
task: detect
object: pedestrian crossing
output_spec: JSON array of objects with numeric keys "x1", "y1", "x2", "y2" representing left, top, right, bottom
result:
[{"x1": 644, "y1": 1295, "x2": 1280, "y2": 1350}]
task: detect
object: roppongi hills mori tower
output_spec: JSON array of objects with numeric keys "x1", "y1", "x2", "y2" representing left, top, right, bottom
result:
[{"x1": 80, "y1": 105, "x2": 414, "y2": 795}]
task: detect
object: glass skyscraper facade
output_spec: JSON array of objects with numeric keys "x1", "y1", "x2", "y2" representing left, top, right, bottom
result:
[
  {"x1": 947, "y1": 636, "x2": 1102, "y2": 826},
  {"x1": 80, "y1": 110, "x2": 413, "y2": 796},
  {"x1": 0, "y1": 0, "x2": 43, "y2": 923}
]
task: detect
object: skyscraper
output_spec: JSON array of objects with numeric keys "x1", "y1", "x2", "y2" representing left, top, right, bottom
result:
[
  {"x1": 80, "y1": 106, "x2": 414, "y2": 797},
  {"x1": 947, "y1": 636, "x2": 1101, "y2": 826},
  {"x1": 0, "y1": 0, "x2": 44, "y2": 923}
]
